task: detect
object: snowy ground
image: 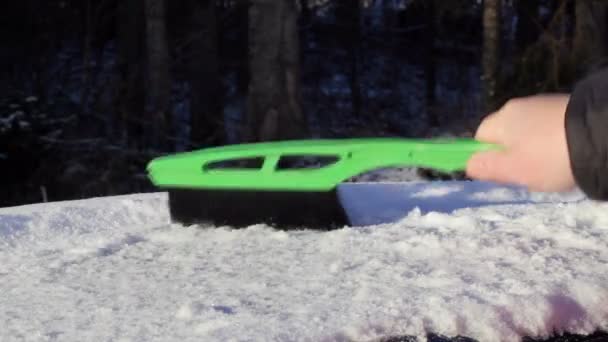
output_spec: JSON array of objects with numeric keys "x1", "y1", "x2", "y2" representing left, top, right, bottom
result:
[{"x1": 1, "y1": 180, "x2": 608, "y2": 342}]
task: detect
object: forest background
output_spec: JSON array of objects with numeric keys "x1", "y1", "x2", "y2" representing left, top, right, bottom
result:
[{"x1": 1, "y1": 0, "x2": 606, "y2": 206}]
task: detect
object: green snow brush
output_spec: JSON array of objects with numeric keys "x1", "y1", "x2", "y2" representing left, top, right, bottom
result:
[{"x1": 146, "y1": 138, "x2": 497, "y2": 229}]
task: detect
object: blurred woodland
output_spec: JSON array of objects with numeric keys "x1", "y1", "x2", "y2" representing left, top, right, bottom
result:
[{"x1": 1, "y1": 0, "x2": 607, "y2": 206}]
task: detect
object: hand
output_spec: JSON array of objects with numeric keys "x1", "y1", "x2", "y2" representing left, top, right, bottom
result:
[{"x1": 466, "y1": 94, "x2": 576, "y2": 192}]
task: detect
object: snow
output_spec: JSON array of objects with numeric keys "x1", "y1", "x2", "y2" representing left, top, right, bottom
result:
[
  {"x1": 1, "y1": 182, "x2": 608, "y2": 342},
  {"x1": 1, "y1": 111, "x2": 25, "y2": 130}
]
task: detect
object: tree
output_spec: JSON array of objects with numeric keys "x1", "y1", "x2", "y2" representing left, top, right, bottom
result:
[
  {"x1": 144, "y1": 0, "x2": 171, "y2": 149},
  {"x1": 424, "y1": 0, "x2": 439, "y2": 127},
  {"x1": 482, "y1": 0, "x2": 501, "y2": 113},
  {"x1": 515, "y1": 0, "x2": 539, "y2": 53},
  {"x1": 115, "y1": 0, "x2": 145, "y2": 148},
  {"x1": 336, "y1": 0, "x2": 362, "y2": 118},
  {"x1": 246, "y1": 0, "x2": 308, "y2": 142},
  {"x1": 188, "y1": 0, "x2": 224, "y2": 147},
  {"x1": 235, "y1": 0, "x2": 250, "y2": 97},
  {"x1": 574, "y1": 0, "x2": 608, "y2": 73}
]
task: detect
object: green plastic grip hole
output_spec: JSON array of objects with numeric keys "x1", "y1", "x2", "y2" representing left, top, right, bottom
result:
[
  {"x1": 204, "y1": 157, "x2": 265, "y2": 171},
  {"x1": 276, "y1": 155, "x2": 341, "y2": 170}
]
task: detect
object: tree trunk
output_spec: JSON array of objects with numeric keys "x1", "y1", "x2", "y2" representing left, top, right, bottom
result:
[
  {"x1": 235, "y1": 0, "x2": 249, "y2": 97},
  {"x1": 574, "y1": 0, "x2": 608, "y2": 72},
  {"x1": 336, "y1": 0, "x2": 362, "y2": 118},
  {"x1": 188, "y1": 0, "x2": 224, "y2": 148},
  {"x1": 144, "y1": 0, "x2": 171, "y2": 149},
  {"x1": 482, "y1": 0, "x2": 502, "y2": 113},
  {"x1": 425, "y1": 0, "x2": 439, "y2": 127},
  {"x1": 350, "y1": 2, "x2": 362, "y2": 119},
  {"x1": 515, "y1": 0, "x2": 539, "y2": 53},
  {"x1": 246, "y1": 0, "x2": 307, "y2": 142},
  {"x1": 347, "y1": 1, "x2": 362, "y2": 119},
  {"x1": 300, "y1": 0, "x2": 311, "y2": 25},
  {"x1": 116, "y1": 0, "x2": 145, "y2": 148},
  {"x1": 80, "y1": 0, "x2": 93, "y2": 116}
]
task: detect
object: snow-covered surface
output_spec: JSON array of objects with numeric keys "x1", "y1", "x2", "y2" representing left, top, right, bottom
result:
[{"x1": 1, "y1": 182, "x2": 608, "y2": 342}]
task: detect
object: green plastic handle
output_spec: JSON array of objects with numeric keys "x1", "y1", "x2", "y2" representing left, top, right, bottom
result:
[{"x1": 147, "y1": 138, "x2": 498, "y2": 191}]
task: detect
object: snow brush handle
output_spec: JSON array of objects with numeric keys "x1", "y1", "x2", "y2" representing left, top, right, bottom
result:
[{"x1": 147, "y1": 138, "x2": 500, "y2": 191}]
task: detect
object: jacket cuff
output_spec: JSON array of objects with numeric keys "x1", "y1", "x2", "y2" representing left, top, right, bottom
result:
[{"x1": 565, "y1": 69, "x2": 608, "y2": 200}]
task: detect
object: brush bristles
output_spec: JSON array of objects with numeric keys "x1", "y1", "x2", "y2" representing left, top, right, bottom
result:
[{"x1": 167, "y1": 189, "x2": 350, "y2": 230}]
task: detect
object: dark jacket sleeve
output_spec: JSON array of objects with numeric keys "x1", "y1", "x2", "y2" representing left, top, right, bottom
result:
[{"x1": 565, "y1": 67, "x2": 608, "y2": 200}]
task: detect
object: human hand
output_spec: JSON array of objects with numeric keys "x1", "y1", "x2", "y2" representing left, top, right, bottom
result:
[{"x1": 466, "y1": 94, "x2": 576, "y2": 192}]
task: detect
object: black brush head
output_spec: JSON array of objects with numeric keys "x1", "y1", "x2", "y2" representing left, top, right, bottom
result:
[{"x1": 167, "y1": 188, "x2": 350, "y2": 230}]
